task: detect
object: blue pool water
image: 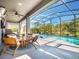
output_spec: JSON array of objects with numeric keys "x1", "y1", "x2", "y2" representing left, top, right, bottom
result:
[{"x1": 39, "y1": 34, "x2": 79, "y2": 45}]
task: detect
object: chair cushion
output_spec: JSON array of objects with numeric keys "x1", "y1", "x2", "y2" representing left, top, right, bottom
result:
[{"x1": 3, "y1": 38, "x2": 16, "y2": 45}]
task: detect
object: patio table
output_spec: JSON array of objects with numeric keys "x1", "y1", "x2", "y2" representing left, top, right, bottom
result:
[{"x1": 19, "y1": 37, "x2": 33, "y2": 48}]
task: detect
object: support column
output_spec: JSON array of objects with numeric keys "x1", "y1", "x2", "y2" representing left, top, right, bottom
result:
[{"x1": 26, "y1": 16, "x2": 30, "y2": 34}]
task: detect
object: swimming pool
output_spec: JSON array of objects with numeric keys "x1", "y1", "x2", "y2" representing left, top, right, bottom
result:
[{"x1": 39, "y1": 34, "x2": 79, "y2": 45}]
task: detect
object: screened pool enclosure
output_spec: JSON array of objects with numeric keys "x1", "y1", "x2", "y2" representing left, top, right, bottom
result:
[{"x1": 30, "y1": 0, "x2": 79, "y2": 45}]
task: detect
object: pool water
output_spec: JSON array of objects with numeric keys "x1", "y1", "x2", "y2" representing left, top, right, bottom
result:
[{"x1": 39, "y1": 34, "x2": 79, "y2": 45}]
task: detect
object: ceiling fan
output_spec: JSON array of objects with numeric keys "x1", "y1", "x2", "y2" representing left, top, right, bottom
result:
[
  {"x1": 11, "y1": 9, "x2": 23, "y2": 17},
  {"x1": 15, "y1": 11, "x2": 23, "y2": 16}
]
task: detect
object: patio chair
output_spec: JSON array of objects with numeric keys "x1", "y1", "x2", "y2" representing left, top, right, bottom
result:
[
  {"x1": 32, "y1": 35, "x2": 39, "y2": 44},
  {"x1": 26, "y1": 35, "x2": 39, "y2": 49},
  {"x1": 31, "y1": 35, "x2": 40, "y2": 49},
  {"x1": 2, "y1": 38, "x2": 20, "y2": 56}
]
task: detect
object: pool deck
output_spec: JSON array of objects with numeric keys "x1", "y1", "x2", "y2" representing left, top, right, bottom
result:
[
  {"x1": 37, "y1": 38, "x2": 79, "y2": 53},
  {"x1": 0, "y1": 38, "x2": 79, "y2": 59}
]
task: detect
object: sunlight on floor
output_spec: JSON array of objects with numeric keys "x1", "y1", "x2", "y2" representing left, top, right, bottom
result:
[
  {"x1": 13, "y1": 54, "x2": 32, "y2": 59},
  {"x1": 59, "y1": 45, "x2": 79, "y2": 53},
  {"x1": 39, "y1": 49, "x2": 61, "y2": 59}
]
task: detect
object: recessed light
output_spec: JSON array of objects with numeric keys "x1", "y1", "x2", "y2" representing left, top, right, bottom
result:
[{"x1": 18, "y1": 3, "x2": 22, "y2": 6}]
